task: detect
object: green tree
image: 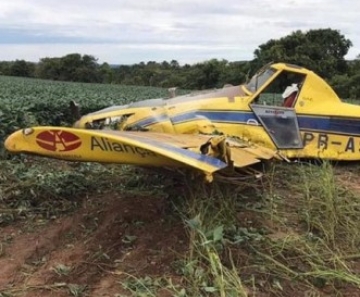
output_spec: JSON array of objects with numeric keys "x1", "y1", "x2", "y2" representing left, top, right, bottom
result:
[
  {"x1": 98, "y1": 62, "x2": 114, "y2": 84},
  {"x1": 36, "y1": 54, "x2": 102, "y2": 83},
  {"x1": 219, "y1": 61, "x2": 248, "y2": 86},
  {"x1": 9, "y1": 60, "x2": 35, "y2": 77},
  {"x1": 330, "y1": 74, "x2": 351, "y2": 98},
  {"x1": 59, "y1": 53, "x2": 83, "y2": 81},
  {"x1": 252, "y1": 28, "x2": 352, "y2": 79},
  {"x1": 0, "y1": 61, "x2": 11, "y2": 75},
  {"x1": 37, "y1": 57, "x2": 61, "y2": 80},
  {"x1": 349, "y1": 73, "x2": 360, "y2": 99},
  {"x1": 348, "y1": 54, "x2": 360, "y2": 75},
  {"x1": 347, "y1": 55, "x2": 360, "y2": 98}
]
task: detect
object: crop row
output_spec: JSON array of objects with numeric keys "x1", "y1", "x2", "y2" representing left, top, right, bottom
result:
[{"x1": 0, "y1": 75, "x2": 186, "y2": 158}]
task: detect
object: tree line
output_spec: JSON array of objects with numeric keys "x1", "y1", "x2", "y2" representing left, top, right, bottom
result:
[{"x1": 1, "y1": 28, "x2": 359, "y2": 99}]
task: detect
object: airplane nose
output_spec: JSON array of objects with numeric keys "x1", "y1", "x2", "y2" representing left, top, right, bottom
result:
[
  {"x1": 4, "y1": 131, "x2": 19, "y2": 152},
  {"x1": 4, "y1": 128, "x2": 33, "y2": 153},
  {"x1": 4, "y1": 137, "x2": 13, "y2": 152}
]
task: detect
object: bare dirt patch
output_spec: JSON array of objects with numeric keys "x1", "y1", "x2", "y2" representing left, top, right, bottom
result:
[{"x1": 0, "y1": 190, "x2": 187, "y2": 297}]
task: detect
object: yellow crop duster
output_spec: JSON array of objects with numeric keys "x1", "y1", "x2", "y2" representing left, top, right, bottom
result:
[{"x1": 5, "y1": 62, "x2": 360, "y2": 181}]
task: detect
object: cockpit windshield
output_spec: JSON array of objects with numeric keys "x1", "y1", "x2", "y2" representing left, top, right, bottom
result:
[{"x1": 245, "y1": 67, "x2": 277, "y2": 93}]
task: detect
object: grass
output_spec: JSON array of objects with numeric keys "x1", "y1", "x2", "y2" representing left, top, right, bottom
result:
[
  {"x1": 1, "y1": 159, "x2": 360, "y2": 296},
  {"x1": 116, "y1": 161, "x2": 360, "y2": 296},
  {"x1": 256, "y1": 163, "x2": 360, "y2": 293}
]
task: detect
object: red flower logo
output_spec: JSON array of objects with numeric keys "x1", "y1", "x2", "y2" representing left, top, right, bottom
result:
[{"x1": 36, "y1": 130, "x2": 82, "y2": 152}]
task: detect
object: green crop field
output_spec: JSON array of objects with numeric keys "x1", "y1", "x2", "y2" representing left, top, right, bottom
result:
[
  {"x1": 1, "y1": 75, "x2": 360, "y2": 297},
  {"x1": 0, "y1": 75, "x2": 189, "y2": 156},
  {"x1": 0, "y1": 74, "x2": 176, "y2": 126},
  {"x1": 0, "y1": 75, "x2": 173, "y2": 106}
]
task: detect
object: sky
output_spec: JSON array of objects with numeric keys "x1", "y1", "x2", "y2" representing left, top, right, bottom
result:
[{"x1": 0, "y1": 0, "x2": 359, "y2": 65}]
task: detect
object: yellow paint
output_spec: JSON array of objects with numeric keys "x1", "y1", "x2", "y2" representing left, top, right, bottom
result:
[
  {"x1": 5, "y1": 127, "x2": 275, "y2": 178},
  {"x1": 5, "y1": 62, "x2": 360, "y2": 178}
]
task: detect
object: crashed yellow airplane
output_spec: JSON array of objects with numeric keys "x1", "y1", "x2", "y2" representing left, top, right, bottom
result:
[{"x1": 5, "y1": 62, "x2": 360, "y2": 181}]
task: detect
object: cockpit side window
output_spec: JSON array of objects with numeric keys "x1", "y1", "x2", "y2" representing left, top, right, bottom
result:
[{"x1": 253, "y1": 71, "x2": 306, "y2": 107}]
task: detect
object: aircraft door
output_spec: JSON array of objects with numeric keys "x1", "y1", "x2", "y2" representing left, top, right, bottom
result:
[{"x1": 251, "y1": 105, "x2": 304, "y2": 149}]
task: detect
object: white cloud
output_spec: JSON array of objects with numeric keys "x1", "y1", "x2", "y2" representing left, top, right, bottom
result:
[
  {"x1": 0, "y1": 0, "x2": 359, "y2": 64},
  {"x1": 0, "y1": 43, "x2": 251, "y2": 65}
]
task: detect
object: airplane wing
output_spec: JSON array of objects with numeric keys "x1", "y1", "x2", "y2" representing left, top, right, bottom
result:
[{"x1": 4, "y1": 127, "x2": 280, "y2": 181}]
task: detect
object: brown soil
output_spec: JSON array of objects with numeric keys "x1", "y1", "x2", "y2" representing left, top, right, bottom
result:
[{"x1": 0, "y1": 191, "x2": 187, "y2": 297}]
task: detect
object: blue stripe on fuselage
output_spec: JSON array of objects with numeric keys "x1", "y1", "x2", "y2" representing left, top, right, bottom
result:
[
  {"x1": 171, "y1": 110, "x2": 255, "y2": 124},
  {"x1": 297, "y1": 115, "x2": 360, "y2": 136},
  {"x1": 134, "y1": 110, "x2": 360, "y2": 137}
]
